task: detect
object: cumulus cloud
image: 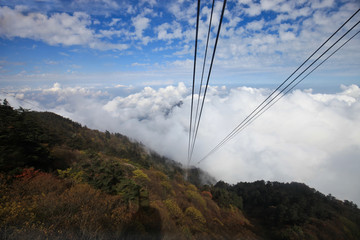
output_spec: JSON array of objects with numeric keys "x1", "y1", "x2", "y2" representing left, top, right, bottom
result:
[
  {"x1": 8, "y1": 82, "x2": 359, "y2": 205},
  {"x1": 40, "y1": 82, "x2": 108, "y2": 105},
  {"x1": 156, "y1": 22, "x2": 183, "y2": 41},
  {"x1": 1, "y1": 0, "x2": 359, "y2": 83},
  {"x1": 213, "y1": 0, "x2": 360, "y2": 80},
  {"x1": 0, "y1": 6, "x2": 128, "y2": 50},
  {"x1": 132, "y1": 15, "x2": 151, "y2": 38}
]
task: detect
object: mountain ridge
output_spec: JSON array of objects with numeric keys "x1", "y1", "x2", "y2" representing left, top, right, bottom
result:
[{"x1": 1, "y1": 99, "x2": 359, "y2": 240}]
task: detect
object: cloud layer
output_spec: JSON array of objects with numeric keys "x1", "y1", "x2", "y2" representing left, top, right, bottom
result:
[
  {"x1": 2, "y1": 83, "x2": 359, "y2": 205},
  {"x1": 0, "y1": 6, "x2": 128, "y2": 50}
]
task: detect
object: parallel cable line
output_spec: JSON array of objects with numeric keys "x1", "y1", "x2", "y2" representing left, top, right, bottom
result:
[
  {"x1": 237, "y1": 29, "x2": 360, "y2": 139},
  {"x1": 189, "y1": 0, "x2": 227, "y2": 162},
  {"x1": 197, "y1": 8, "x2": 360, "y2": 163},
  {"x1": 218, "y1": 27, "x2": 360, "y2": 153},
  {"x1": 192, "y1": 0, "x2": 215, "y2": 151},
  {"x1": 198, "y1": 19, "x2": 360, "y2": 164},
  {"x1": 187, "y1": 0, "x2": 201, "y2": 165},
  {"x1": 197, "y1": 13, "x2": 360, "y2": 164}
]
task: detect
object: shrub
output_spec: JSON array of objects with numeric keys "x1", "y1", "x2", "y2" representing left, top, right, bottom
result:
[
  {"x1": 185, "y1": 207, "x2": 206, "y2": 224},
  {"x1": 15, "y1": 168, "x2": 44, "y2": 181},
  {"x1": 0, "y1": 174, "x2": 128, "y2": 239},
  {"x1": 211, "y1": 187, "x2": 243, "y2": 210},
  {"x1": 132, "y1": 169, "x2": 150, "y2": 186},
  {"x1": 153, "y1": 170, "x2": 168, "y2": 181},
  {"x1": 186, "y1": 190, "x2": 206, "y2": 208},
  {"x1": 187, "y1": 184, "x2": 197, "y2": 191},
  {"x1": 161, "y1": 180, "x2": 174, "y2": 196},
  {"x1": 57, "y1": 168, "x2": 84, "y2": 183},
  {"x1": 212, "y1": 217, "x2": 224, "y2": 226},
  {"x1": 114, "y1": 179, "x2": 140, "y2": 204},
  {"x1": 82, "y1": 158, "x2": 125, "y2": 194},
  {"x1": 164, "y1": 199, "x2": 184, "y2": 219},
  {"x1": 201, "y1": 191, "x2": 213, "y2": 199}
]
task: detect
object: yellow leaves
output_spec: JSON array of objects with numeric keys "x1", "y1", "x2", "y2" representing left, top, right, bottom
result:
[
  {"x1": 212, "y1": 217, "x2": 224, "y2": 226},
  {"x1": 57, "y1": 168, "x2": 71, "y2": 178},
  {"x1": 0, "y1": 199, "x2": 36, "y2": 226},
  {"x1": 57, "y1": 167, "x2": 84, "y2": 183},
  {"x1": 164, "y1": 199, "x2": 184, "y2": 220},
  {"x1": 185, "y1": 190, "x2": 206, "y2": 208},
  {"x1": 132, "y1": 169, "x2": 150, "y2": 185},
  {"x1": 0, "y1": 173, "x2": 128, "y2": 238},
  {"x1": 187, "y1": 184, "x2": 197, "y2": 191},
  {"x1": 153, "y1": 170, "x2": 168, "y2": 181},
  {"x1": 185, "y1": 206, "x2": 206, "y2": 224},
  {"x1": 133, "y1": 169, "x2": 150, "y2": 180},
  {"x1": 161, "y1": 180, "x2": 175, "y2": 196}
]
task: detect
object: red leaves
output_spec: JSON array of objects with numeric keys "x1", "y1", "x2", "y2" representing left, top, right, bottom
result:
[
  {"x1": 201, "y1": 191, "x2": 213, "y2": 199},
  {"x1": 15, "y1": 168, "x2": 45, "y2": 181}
]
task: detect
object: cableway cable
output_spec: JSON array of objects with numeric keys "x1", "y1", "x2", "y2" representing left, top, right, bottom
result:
[
  {"x1": 198, "y1": 8, "x2": 360, "y2": 163},
  {"x1": 197, "y1": 11, "x2": 360, "y2": 164},
  {"x1": 189, "y1": 0, "x2": 227, "y2": 162},
  {"x1": 237, "y1": 29, "x2": 360, "y2": 138},
  {"x1": 187, "y1": 0, "x2": 201, "y2": 165},
  {"x1": 191, "y1": 0, "x2": 215, "y2": 154},
  {"x1": 198, "y1": 19, "x2": 360, "y2": 164},
  {"x1": 205, "y1": 26, "x2": 360, "y2": 160}
]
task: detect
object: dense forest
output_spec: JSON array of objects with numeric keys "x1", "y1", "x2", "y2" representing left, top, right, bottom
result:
[{"x1": 1, "y1": 99, "x2": 360, "y2": 240}]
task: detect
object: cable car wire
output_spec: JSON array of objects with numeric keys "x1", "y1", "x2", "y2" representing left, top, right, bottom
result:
[
  {"x1": 189, "y1": 0, "x2": 227, "y2": 162},
  {"x1": 191, "y1": 0, "x2": 215, "y2": 154},
  {"x1": 197, "y1": 12, "x2": 360, "y2": 164},
  {"x1": 187, "y1": 0, "x2": 201, "y2": 165}
]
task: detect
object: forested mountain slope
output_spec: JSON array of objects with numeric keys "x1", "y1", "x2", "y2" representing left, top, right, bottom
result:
[{"x1": 1, "y1": 99, "x2": 359, "y2": 240}]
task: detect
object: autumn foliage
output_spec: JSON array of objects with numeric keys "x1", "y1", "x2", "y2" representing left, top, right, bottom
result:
[{"x1": 1, "y1": 100, "x2": 360, "y2": 239}]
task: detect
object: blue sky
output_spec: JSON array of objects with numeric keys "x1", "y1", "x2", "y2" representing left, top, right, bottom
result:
[
  {"x1": 1, "y1": 0, "x2": 360, "y2": 205},
  {"x1": 1, "y1": 0, "x2": 359, "y2": 91}
]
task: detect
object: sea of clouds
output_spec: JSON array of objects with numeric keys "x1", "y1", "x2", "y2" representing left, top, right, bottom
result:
[{"x1": 2, "y1": 82, "x2": 360, "y2": 205}]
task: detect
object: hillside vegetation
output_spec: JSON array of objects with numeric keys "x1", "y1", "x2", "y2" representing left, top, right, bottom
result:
[{"x1": 1, "y1": 99, "x2": 359, "y2": 240}]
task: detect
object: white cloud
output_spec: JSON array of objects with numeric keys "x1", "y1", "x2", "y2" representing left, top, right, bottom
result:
[
  {"x1": 131, "y1": 15, "x2": 151, "y2": 44},
  {"x1": 45, "y1": 60, "x2": 59, "y2": 65},
  {"x1": 311, "y1": 0, "x2": 335, "y2": 9},
  {"x1": 114, "y1": 84, "x2": 129, "y2": 88},
  {"x1": 156, "y1": 22, "x2": 183, "y2": 41},
  {"x1": 69, "y1": 0, "x2": 120, "y2": 14},
  {"x1": 173, "y1": 44, "x2": 191, "y2": 56},
  {"x1": 169, "y1": 1, "x2": 197, "y2": 22},
  {"x1": 0, "y1": 6, "x2": 129, "y2": 50},
  {"x1": 15, "y1": 83, "x2": 360, "y2": 205},
  {"x1": 109, "y1": 18, "x2": 121, "y2": 27},
  {"x1": 41, "y1": 82, "x2": 108, "y2": 102},
  {"x1": 261, "y1": 0, "x2": 285, "y2": 11},
  {"x1": 2, "y1": 0, "x2": 358, "y2": 83},
  {"x1": 243, "y1": 2, "x2": 262, "y2": 16},
  {"x1": 279, "y1": 30, "x2": 296, "y2": 41},
  {"x1": 140, "y1": 0, "x2": 157, "y2": 7},
  {"x1": 246, "y1": 19, "x2": 265, "y2": 31},
  {"x1": 131, "y1": 62, "x2": 149, "y2": 67}
]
